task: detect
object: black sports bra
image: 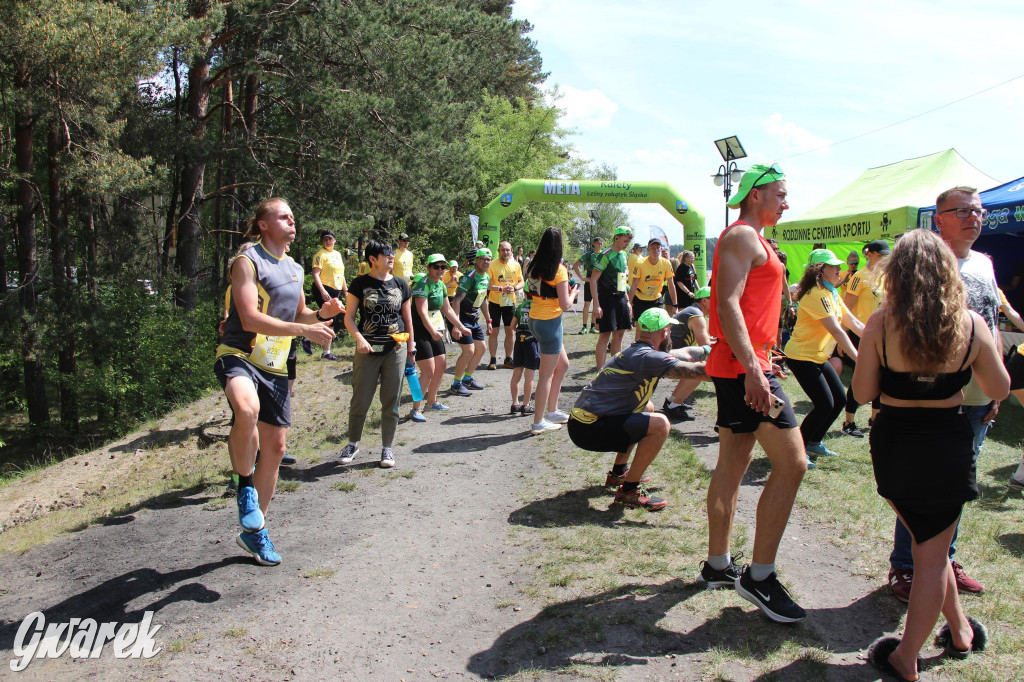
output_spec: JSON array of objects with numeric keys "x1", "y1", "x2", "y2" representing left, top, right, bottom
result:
[{"x1": 879, "y1": 318, "x2": 974, "y2": 401}]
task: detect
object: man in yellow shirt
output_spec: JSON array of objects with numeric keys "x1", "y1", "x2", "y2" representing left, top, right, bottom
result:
[
  {"x1": 840, "y1": 239, "x2": 889, "y2": 436},
  {"x1": 311, "y1": 230, "x2": 348, "y2": 361},
  {"x1": 393, "y1": 232, "x2": 414, "y2": 282},
  {"x1": 442, "y1": 260, "x2": 462, "y2": 300},
  {"x1": 486, "y1": 241, "x2": 524, "y2": 369},
  {"x1": 628, "y1": 237, "x2": 678, "y2": 323},
  {"x1": 626, "y1": 243, "x2": 643, "y2": 281}
]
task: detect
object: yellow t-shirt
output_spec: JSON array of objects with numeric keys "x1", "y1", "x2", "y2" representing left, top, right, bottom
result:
[
  {"x1": 529, "y1": 265, "x2": 569, "y2": 321},
  {"x1": 631, "y1": 257, "x2": 675, "y2": 301},
  {"x1": 393, "y1": 247, "x2": 414, "y2": 281},
  {"x1": 627, "y1": 253, "x2": 640, "y2": 280},
  {"x1": 486, "y1": 259, "x2": 524, "y2": 306},
  {"x1": 784, "y1": 285, "x2": 850, "y2": 363},
  {"x1": 357, "y1": 262, "x2": 371, "y2": 277},
  {"x1": 312, "y1": 247, "x2": 346, "y2": 290},
  {"x1": 442, "y1": 269, "x2": 462, "y2": 297},
  {"x1": 845, "y1": 266, "x2": 881, "y2": 326}
]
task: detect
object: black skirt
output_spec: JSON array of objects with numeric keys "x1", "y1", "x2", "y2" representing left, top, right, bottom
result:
[{"x1": 870, "y1": 405, "x2": 977, "y2": 543}]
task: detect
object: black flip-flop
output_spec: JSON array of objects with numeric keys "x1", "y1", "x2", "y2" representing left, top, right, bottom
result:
[
  {"x1": 935, "y1": 615, "x2": 988, "y2": 659},
  {"x1": 867, "y1": 636, "x2": 920, "y2": 682}
]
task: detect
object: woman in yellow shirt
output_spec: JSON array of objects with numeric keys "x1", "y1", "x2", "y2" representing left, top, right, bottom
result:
[
  {"x1": 783, "y1": 249, "x2": 865, "y2": 461},
  {"x1": 525, "y1": 226, "x2": 577, "y2": 435}
]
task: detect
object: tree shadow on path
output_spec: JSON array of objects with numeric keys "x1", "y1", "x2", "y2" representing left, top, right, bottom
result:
[
  {"x1": 467, "y1": 578, "x2": 893, "y2": 680},
  {"x1": 508, "y1": 486, "x2": 680, "y2": 530}
]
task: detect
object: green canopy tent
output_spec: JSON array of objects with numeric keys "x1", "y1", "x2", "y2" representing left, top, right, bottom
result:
[{"x1": 770, "y1": 149, "x2": 997, "y2": 281}]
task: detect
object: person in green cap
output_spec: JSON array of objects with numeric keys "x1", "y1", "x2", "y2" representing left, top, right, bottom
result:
[
  {"x1": 702, "y1": 163, "x2": 808, "y2": 624},
  {"x1": 591, "y1": 225, "x2": 635, "y2": 369},
  {"x1": 450, "y1": 248, "x2": 492, "y2": 395},
  {"x1": 568, "y1": 307, "x2": 707, "y2": 510},
  {"x1": 409, "y1": 253, "x2": 471, "y2": 421},
  {"x1": 662, "y1": 285, "x2": 713, "y2": 420},
  {"x1": 783, "y1": 249, "x2": 865, "y2": 462}
]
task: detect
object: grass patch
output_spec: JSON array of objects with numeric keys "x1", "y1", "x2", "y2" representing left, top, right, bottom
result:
[
  {"x1": 275, "y1": 481, "x2": 300, "y2": 493},
  {"x1": 223, "y1": 625, "x2": 247, "y2": 638},
  {"x1": 331, "y1": 481, "x2": 356, "y2": 492},
  {"x1": 303, "y1": 567, "x2": 336, "y2": 579},
  {"x1": 167, "y1": 632, "x2": 204, "y2": 652}
]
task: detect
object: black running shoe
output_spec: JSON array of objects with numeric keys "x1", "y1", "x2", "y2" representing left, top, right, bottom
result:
[
  {"x1": 662, "y1": 398, "x2": 694, "y2": 421},
  {"x1": 698, "y1": 555, "x2": 744, "y2": 589},
  {"x1": 735, "y1": 568, "x2": 806, "y2": 623},
  {"x1": 841, "y1": 422, "x2": 865, "y2": 438}
]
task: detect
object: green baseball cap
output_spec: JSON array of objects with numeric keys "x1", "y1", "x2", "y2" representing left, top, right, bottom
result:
[
  {"x1": 637, "y1": 308, "x2": 680, "y2": 332},
  {"x1": 412, "y1": 272, "x2": 426, "y2": 285},
  {"x1": 475, "y1": 248, "x2": 492, "y2": 259},
  {"x1": 806, "y1": 248, "x2": 845, "y2": 267},
  {"x1": 726, "y1": 163, "x2": 784, "y2": 208},
  {"x1": 448, "y1": 259, "x2": 458, "y2": 267},
  {"x1": 426, "y1": 253, "x2": 446, "y2": 265},
  {"x1": 694, "y1": 285, "x2": 711, "y2": 300},
  {"x1": 613, "y1": 225, "x2": 633, "y2": 237}
]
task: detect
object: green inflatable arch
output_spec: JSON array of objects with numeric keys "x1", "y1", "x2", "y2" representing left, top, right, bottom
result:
[{"x1": 479, "y1": 179, "x2": 708, "y2": 284}]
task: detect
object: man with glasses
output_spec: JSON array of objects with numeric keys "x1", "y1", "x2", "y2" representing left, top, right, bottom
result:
[
  {"x1": 450, "y1": 248, "x2": 493, "y2": 395},
  {"x1": 592, "y1": 226, "x2": 635, "y2": 369},
  {"x1": 486, "y1": 241, "x2": 524, "y2": 370},
  {"x1": 701, "y1": 164, "x2": 809, "y2": 624},
  {"x1": 886, "y1": 186, "x2": 996, "y2": 602}
]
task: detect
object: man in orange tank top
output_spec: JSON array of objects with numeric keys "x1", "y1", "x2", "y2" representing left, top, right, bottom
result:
[{"x1": 699, "y1": 164, "x2": 809, "y2": 624}]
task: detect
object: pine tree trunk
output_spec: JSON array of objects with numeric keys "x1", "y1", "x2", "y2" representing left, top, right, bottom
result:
[
  {"x1": 15, "y1": 60, "x2": 48, "y2": 424},
  {"x1": 48, "y1": 125, "x2": 78, "y2": 432}
]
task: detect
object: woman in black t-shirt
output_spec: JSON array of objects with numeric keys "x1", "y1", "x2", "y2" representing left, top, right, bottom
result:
[
  {"x1": 341, "y1": 240, "x2": 413, "y2": 469},
  {"x1": 674, "y1": 250, "x2": 698, "y2": 310}
]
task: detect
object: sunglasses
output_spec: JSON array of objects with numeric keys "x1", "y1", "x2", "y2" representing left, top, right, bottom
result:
[
  {"x1": 374, "y1": 249, "x2": 394, "y2": 257},
  {"x1": 750, "y1": 163, "x2": 783, "y2": 190},
  {"x1": 429, "y1": 262, "x2": 447, "y2": 270}
]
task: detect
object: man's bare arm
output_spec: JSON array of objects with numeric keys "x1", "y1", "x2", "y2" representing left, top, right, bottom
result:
[{"x1": 664, "y1": 359, "x2": 707, "y2": 381}]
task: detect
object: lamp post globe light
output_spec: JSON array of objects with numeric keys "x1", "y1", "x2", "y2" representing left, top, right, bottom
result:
[{"x1": 712, "y1": 136, "x2": 748, "y2": 230}]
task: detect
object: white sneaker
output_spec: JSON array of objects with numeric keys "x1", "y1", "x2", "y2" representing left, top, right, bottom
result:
[
  {"x1": 545, "y1": 410, "x2": 570, "y2": 424},
  {"x1": 339, "y1": 444, "x2": 359, "y2": 463},
  {"x1": 530, "y1": 419, "x2": 562, "y2": 435},
  {"x1": 380, "y1": 447, "x2": 395, "y2": 468}
]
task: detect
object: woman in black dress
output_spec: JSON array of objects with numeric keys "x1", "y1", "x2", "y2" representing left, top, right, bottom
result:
[{"x1": 853, "y1": 230, "x2": 1008, "y2": 681}]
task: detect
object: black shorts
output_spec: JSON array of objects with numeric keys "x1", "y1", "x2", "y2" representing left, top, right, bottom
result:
[
  {"x1": 583, "y1": 285, "x2": 593, "y2": 303},
  {"x1": 488, "y1": 302, "x2": 515, "y2": 328},
  {"x1": 831, "y1": 331, "x2": 860, "y2": 367},
  {"x1": 215, "y1": 355, "x2": 291, "y2": 427},
  {"x1": 568, "y1": 413, "x2": 651, "y2": 454},
  {"x1": 597, "y1": 293, "x2": 632, "y2": 333},
  {"x1": 415, "y1": 335, "x2": 446, "y2": 360},
  {"x1": 631, "y1": 296, "x2": 663, "y2": 322},
  {"x1": 1006, "y1": 349, "x2": 1024, "y2": 391},
  {"x1": 287, "y1": 339, "x2": 297, "y2": 381},
  {"x1": 711, "y1": 372, "x2": 798, "y2": 433},
  {"x1": 512, "y1": 338, "x2": 540, "y2": 370},
  {"x1": 314, "y1": 285, "x2": 345, "y2": 330},
  {"x1": 457, "y1": 321, "x2": 486, "y2": 344}
]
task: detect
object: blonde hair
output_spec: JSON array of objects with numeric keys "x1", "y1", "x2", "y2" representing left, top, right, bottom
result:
[
  {"x1": 237, "y1": 197, "x2": 288, "y2": 254},
  {"x1": 883, "y1": 229, "x2": 966, "y2": 372}
]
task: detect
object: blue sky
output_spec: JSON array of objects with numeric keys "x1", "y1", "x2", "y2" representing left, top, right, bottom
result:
[{"x1": 511, "y1": 0, "x2": 1024, "y2": 242}]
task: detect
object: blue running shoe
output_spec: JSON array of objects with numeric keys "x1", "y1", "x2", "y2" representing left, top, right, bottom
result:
[
  {"x1": 806, "y1": 442, "x2": 838, "y2": 458},
  {"x1": 236, "y1": 529, "x2": 281, "y2": 566},
  {"x1": 463, "y1": 377, "x2": 485, "y2": 390},
  {"x1": 236, "y1": 486, "x2": 265, "y2": 532}
]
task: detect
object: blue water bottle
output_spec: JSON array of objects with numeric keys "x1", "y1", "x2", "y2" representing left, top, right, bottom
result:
[{"x1": 405, "y1": 358, "x2": 424, "y2": 402}]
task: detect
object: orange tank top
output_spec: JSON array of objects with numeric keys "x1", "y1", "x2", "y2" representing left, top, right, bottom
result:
[{"x1": 707, "y1": 221, "x2": 784, "y2": 378}]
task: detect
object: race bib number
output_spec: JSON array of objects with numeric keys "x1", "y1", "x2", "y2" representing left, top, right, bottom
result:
[
  {"x1": 501, "y1": 291, "x2": 516, "y2": 307},
  {"x1": 249, "y1": 334, "x2": 292, "y2": 372},
  {"x1": 617, "y1": 271, "x2": 629, "y2": 292},
  {"x1": 473, "y1": 288, "x2": 487, "y2": 308},
  {"x1": 429, "y1": 309, "x2": 444, "y2": 332}
]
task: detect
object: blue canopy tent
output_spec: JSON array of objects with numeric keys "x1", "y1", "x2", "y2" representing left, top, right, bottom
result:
[{"x1": 918, "y1": 177, "x2": 1024, "y2": 306}]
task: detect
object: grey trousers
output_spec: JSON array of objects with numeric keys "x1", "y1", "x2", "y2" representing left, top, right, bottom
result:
[{"x1": 348, "y1": 345, "x2": 407, "y2": 448}]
